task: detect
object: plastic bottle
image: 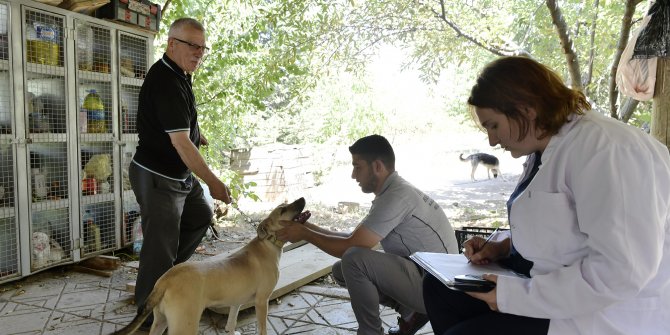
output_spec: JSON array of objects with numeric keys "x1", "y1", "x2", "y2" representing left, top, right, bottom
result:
[
  {"x1": 82, "y1": 89, "x2": 106, "y2": 133},
  {"x1": 76, "y1": 25, "x2": 93, "y2": 71},
  {"x1": 31, "y1": 167, "x2": 47, "y2": 200},
  {"x1": 26, "y1": 22, "x2": 59, "y2": 66},
  {"x1": 132, "y1": 217, "x2": 143, "y2": 254}
]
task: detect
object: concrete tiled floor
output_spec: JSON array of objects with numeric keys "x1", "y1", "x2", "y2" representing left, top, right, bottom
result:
[{"x1": 0, "y1": 267, "x2": 433, "y2": 335}]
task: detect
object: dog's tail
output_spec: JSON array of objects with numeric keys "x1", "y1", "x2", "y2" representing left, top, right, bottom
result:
[
  {"x1": 459, "y1": 153, "x2": 469, "y2": 162},
  {"x1": 111, "y1": 287, "x2": 163, "y2": 335},
  {"x1": 111, "y1": 306, "x2": 151, "y2": 335}
]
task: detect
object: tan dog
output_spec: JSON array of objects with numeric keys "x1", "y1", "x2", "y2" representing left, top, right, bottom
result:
[{"x1": 112, "y1": 197, "x2": 307, "y2": 335}]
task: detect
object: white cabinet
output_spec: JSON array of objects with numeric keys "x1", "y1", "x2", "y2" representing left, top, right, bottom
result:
[
  {"x1": 0, "y1": 1, "x2": 16, "y2": 280},
  {"x1": 117, "y1": 31, "x2": 146, "y2": 248},
  {"x1": 0, "y1": 0, "x2": 152, "y2": 283}
]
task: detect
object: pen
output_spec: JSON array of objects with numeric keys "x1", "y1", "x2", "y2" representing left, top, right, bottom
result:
[{"x1": 467, "y1": 227, "x2": 499, "y2": 264}]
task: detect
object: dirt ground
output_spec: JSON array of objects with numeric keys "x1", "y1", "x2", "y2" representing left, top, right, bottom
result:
[{"x1": 189, "y1": 131, "x2": 526, "y2": 260}]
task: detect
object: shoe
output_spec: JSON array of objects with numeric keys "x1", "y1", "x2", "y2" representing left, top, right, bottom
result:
[
  {"x1": 138, "y1": 321, "x2": 151, "y2": 332},
  {"x1": 138, "y1": 316, "x2": 153, "y2": 332},
  {"x1": 387, "y1": 312, "x2": 429, "y2": 335}
]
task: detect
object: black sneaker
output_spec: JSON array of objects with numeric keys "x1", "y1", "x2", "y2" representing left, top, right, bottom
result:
[
  {"x1": 138, "y1": 315, "x2": 153, "y2": 332},
  {"x1": 387, "y1": 312, "x2": 429, "y2": 335}
]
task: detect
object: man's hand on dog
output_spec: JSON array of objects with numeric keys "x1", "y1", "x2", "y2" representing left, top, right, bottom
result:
[{"x1": 277, "y1": 211, "x2": 311, "y2": 243}]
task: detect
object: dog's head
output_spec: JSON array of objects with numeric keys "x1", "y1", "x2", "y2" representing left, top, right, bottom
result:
[
  {"x1": 257, "y1": 197, "x2": 306, "y2": 243},
  {"x1": 491, "y1": 168, "x2": 500, "y2": 178}
]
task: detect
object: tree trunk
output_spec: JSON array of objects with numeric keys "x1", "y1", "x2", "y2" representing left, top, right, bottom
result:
[
  {"x1": 608, "y1": 0, "x2": 639, "y2": 119},
  {"x1": 546, "y1": 0, "x2": 583, "y2": 92},
  {"x1": 619, "y1": 97, "x2": 640, "y2": 123},
  {"x1": 651, "y1": 58, "x2": 670, "y2": 148}
]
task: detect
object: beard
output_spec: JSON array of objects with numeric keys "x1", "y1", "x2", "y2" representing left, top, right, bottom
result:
[{"x1": 359, "y1": 171, "x2": 377, "y2": 194}]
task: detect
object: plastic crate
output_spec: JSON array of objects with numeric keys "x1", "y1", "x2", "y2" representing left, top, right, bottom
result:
[{"x1": 454, "y1": 227, "x2": 509, "y2": 252}]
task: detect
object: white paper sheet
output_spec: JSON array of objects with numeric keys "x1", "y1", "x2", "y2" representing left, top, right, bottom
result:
[{"x1": 410, "y1": 252, "x2": 525, "y2": 288}]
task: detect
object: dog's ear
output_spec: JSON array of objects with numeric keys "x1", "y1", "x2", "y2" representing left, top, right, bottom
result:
[{"x1": 257, "y1": 218, "x2": 271, "y2": 239}]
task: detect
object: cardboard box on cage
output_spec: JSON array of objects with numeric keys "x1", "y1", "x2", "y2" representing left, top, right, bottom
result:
[
  {"x1": 34, "y1": 0, "x2": 63, "y2": 6},
  {"x1": 58, "y1": 0, "x2": 110, "y2": 15},
  {"x1": 95, "y1": 0, "x2": 160, "y2": 32}
]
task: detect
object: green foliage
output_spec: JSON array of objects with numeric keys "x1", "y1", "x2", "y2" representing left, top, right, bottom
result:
[
  {"x1": 157, "y1": 0, "x2": 333, "y2": 199},
  {"x1": 221, "y1": 169, "x2": 260, "y2": 203},
  {"x1": 302, "y1": 0, "x2": 646, "y2": 117},
  {"x1": 628, "y1": 101, "x2": 653, "y2": 128},
  {"x1": 153, "y1": 0, "x2": 651, "y2": 201},
  {"x1": 491, "y1": 220, "x2": 505, "y2": 228},
  {"x1": 159, "y1": 1, "x2": 323, "y2": 148},
  {"x1": 283, "y1": 70, "x2": 387, "y2": 145}
]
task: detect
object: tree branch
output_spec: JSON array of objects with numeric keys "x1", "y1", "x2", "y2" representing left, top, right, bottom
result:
[
  {"x1": 546, "y1": 0, "x2": 583, "y2": 91},
  {"x1": 430, "y1": 0, "x2": 526, "y2": 57},
  {"x1": 608, "y1": 0, "x2": 641, "y2": 119},
  {"x1": 620, "y1": 96, "x2": 640, "y2": 123},
  {"x1": 162, "y1": 0, "x2": 173, "y2": 16},
  {"x1": 584, "y1": 0, "x2": 600, "y2": 91}
]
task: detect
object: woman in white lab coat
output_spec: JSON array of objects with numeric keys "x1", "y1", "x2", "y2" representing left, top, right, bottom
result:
[{"x1": 423, "y1": 56, "x2": 670, "y2": 335}]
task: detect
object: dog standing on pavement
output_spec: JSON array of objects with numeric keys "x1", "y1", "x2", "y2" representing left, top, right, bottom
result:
[
  {"x1": 112, "y1": 197, "x2": 308, "y2": 335},
  {"x1": 459, "y1": 153, "x2": 500, "y2": 181}
]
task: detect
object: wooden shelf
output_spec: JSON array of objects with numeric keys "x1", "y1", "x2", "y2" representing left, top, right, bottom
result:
[
  {"x1": 79, "y1": 133, "x2": 115, "y2": 142},
  {"x1": 30, "y1": 198, "x2": 69, "y2": 211},
  {"x1": 26, "y1": 63, "x2": 65, "y2": 77},
  {"x1": 81, "y1": 192, "x2": 115, "y2": 205},
  {"x1": 28, "y1": 133, "x2": 68, "y2": 142},
  {"x1": 120, "y1": 76, "x2": 143, "y2": 87},
  {"x1": 0, "y1": 207, "x2": 15, "y2": 219},
  {"x1": 120, "y1": 133, "x2": 138, "y2": 142},
  {"x1": 78, "y1": 70, "x2": 113, "y2": 82}
]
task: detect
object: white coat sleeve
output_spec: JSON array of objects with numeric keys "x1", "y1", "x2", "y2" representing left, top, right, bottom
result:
[{"x1": 497, "y1": 142, "x2": 668, "y2": 319}]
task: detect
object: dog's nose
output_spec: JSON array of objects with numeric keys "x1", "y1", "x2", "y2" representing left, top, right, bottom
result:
[{"x1": 292, "y1": 197, "x2": 306, "y2": 208}]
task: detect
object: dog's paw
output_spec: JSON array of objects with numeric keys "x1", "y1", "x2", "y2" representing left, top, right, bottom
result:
[{"x1": 294, "y1": 211, "x2": 311, "y2": 223}]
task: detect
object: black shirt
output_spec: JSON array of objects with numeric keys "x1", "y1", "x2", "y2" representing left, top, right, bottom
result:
[{"x1": 133, "y1": 54, "x2": 201, "y2": 180}]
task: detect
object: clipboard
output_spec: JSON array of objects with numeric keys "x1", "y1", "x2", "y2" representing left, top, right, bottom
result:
[{"x1": 410, "y1": 252, "x2": 525, "y2": 289}]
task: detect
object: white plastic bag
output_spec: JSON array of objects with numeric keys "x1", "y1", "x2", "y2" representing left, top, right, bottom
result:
[{"x1": 616, "y1": 15, "x2": 658, "y2": 101}]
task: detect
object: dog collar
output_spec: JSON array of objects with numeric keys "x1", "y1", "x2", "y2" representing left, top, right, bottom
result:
[{"x1": 266, "y1": 234, "x2": 286, "y2": 248}]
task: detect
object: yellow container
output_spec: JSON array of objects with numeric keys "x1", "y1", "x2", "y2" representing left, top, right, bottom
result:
[
  {"x1": 27, "y1": 40, "x2": 60, "y2": 66},
  {"x1": 83, "y1": 90, "x2": 107, "y2": 133}
]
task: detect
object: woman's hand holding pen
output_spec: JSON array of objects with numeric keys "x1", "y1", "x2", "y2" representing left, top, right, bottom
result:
[
  {"x1": 462, "y1": 238, "x2": 508, "y2": 311},
  {"x1": 462, "y1": 237, "x2": 510, "y2": 265}
]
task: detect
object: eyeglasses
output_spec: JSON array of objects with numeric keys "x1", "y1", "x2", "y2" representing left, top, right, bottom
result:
[{"x1": 172, "y1": 37, "x2": 210, "y2": 54}]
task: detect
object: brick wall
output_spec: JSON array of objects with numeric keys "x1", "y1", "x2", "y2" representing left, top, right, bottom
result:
[{"x1": 230, "y1": 144, "x2": 316, "y2": 203}]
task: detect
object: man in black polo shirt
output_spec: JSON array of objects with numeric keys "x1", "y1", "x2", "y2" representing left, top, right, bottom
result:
[{"x1": 128, "y1": 17, "x2": 231, "y2": 327}]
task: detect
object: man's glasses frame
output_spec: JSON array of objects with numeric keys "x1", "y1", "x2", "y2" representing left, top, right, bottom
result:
[{"x1": 172, "y1": 37, "x2": 210, "y2": 54}]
